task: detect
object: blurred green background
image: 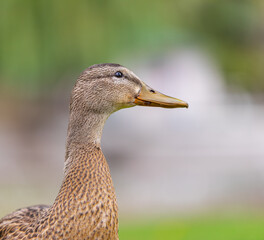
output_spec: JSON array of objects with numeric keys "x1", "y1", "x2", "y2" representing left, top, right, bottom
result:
[
  {"x1": 0, "y1": 0, "x2": 263, "y2": 94},
  {"x1": 1, "y1": 0, "x2": 264, "y2": 239}
]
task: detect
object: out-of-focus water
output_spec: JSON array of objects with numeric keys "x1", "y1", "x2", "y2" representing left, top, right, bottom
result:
[{"x1": 1, "y1": 49, "x2": 264, "y2": 217}]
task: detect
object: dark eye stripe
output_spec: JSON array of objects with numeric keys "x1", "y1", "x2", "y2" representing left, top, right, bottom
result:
[{"x1": 115, "y1": 71, "x2": 123, "y2": 78}]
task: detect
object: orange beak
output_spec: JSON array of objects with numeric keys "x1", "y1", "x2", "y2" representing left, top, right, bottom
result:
[{"x1": 134, "y1": 82, "x2": 188, "y2": 109}]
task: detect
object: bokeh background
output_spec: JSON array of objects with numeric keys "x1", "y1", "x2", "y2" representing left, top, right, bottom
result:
[{"x1": 1, "y1": 1, "x2": 264, "y2": 239}]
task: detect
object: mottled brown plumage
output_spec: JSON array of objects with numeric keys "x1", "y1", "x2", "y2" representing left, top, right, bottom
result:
[{"x1": 0, "y1": 63, "x2": 188, "y2": 239}]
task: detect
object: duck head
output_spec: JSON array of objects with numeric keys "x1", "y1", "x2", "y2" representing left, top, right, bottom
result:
[{"x1": 71, "y1": 63, "x2": 188, "y2": 114}]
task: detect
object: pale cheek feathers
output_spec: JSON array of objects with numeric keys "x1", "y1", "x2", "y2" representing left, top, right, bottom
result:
[
  {"x1": 112, "y1": 79, "x2": 140, "y2": 103},
  {"x1": 115, "y1": 85, "x2": 139, "y2": 105}
]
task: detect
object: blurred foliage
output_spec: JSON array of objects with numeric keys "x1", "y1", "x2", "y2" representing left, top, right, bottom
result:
[
  {"x1": 0, "y1": 0, "x2": 263, "y2": 94},
  {"x1": 120, "y1": 215, "x2": 264, "y2": 240}
]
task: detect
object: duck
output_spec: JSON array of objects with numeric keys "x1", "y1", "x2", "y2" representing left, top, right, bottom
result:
[{"x1": 0, "y1": 63, "x2": 188, "y2": 240}]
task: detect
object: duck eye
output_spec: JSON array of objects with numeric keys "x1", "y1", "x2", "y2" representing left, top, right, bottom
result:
[{"x1": 115, "y1": 71, "x2": 123, "y2": 78}]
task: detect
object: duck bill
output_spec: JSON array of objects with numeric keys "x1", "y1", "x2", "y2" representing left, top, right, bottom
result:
[{"x1": 134, "y1": 82, "x2": 188, "y2": 109}]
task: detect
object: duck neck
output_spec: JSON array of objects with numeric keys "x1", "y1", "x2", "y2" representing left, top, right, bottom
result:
[
  {"x1": 66, "y1": 109, "x2": 110, "y2": 159},
  {"x1": 51, "y1": 109, "x2": 119, "y2": 239}
]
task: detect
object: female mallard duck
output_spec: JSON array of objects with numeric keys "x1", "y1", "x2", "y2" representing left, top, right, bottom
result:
[{"x1": 0, "y1": 63, "x2": 188, "y2": 240}]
